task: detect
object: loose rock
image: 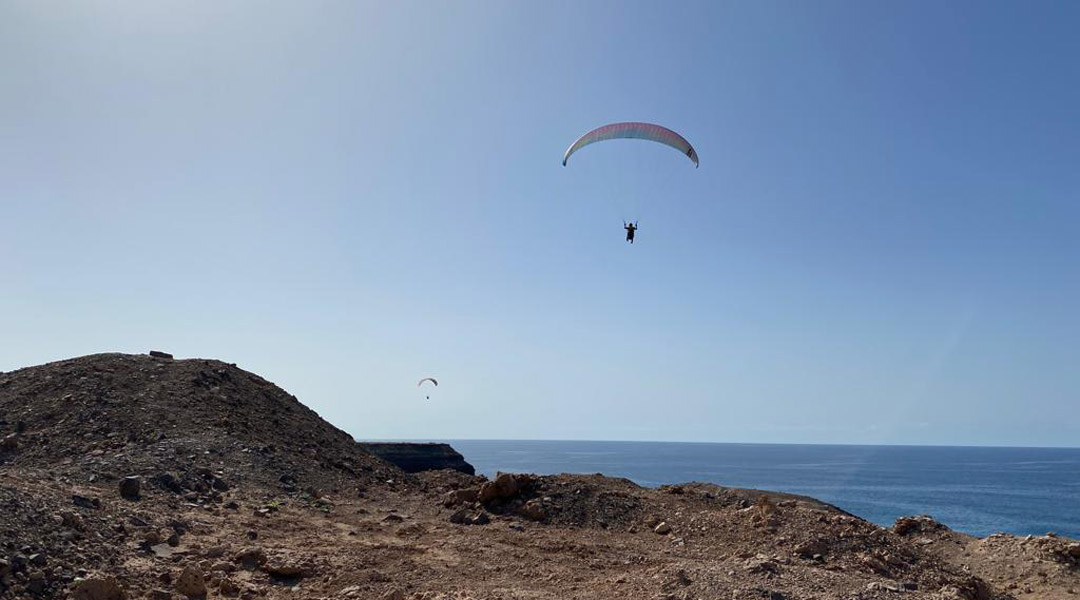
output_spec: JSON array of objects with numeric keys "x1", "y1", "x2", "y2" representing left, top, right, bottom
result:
[
  {"x1": 265, "y1": 561, "x2": 305, "y2": 577},
  {"x1": 74, "y1": 576, "x2": 126, "y2": 600},
  {"x1": 0, "y1": 433, "x2": 17, "y2": 452},
  {"x1": 72, "y1": 495, "x2": 101, "y2": 509},
  {"x1": 234, "y1": 547, "x2": 266, "y2": 570},
  {"x1": 518, "y1": 499, "x2": 547, "y2": 521},
  {"x1": 478, "y1": 472, "x2": 521, "y2": 504},
  {"x1": 175, "y1": 565, "x2": 206, "y2": 598},
  {"x1": 443, "y1": 487, "x2": 480, "y2": 507},
  {"x1": 119, "y1": 476, "x2": 141, "y2": 500}
]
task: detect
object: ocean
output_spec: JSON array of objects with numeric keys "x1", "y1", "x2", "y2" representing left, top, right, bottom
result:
[{"x1": 444, "y1": 440, "x2": 1080, "y2": 539}]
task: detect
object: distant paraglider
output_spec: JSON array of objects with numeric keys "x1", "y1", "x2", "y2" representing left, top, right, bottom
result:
[{"x1": 418, "y1": 377, "x2": 438, "y2": 400}]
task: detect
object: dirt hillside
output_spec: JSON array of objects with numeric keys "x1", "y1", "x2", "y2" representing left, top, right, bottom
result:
[
  {"x1": 0, "y1": 353, "x2": 400, "y2": 495},
  {"x1": 1, "y1": 353, "x2": 1077, "y2": 600}
]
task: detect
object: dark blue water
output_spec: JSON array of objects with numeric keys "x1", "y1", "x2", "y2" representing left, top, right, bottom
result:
[{"x1": 444, "y1": 440, "x2": 1080, "y2": 539}]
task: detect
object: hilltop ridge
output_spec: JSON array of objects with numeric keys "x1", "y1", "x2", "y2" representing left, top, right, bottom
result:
[{"x1": 0, "y1": 352, "x2": 400, "y2": 495}]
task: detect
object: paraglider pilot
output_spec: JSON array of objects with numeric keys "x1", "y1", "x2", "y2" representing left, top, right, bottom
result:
[{"x1": 624, "y1": 221, "x2": 638, "y2": 244}]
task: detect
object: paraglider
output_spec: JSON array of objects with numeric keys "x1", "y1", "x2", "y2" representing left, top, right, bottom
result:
[
  {"x1": 562, "y1": 122, "x2": 698, "y2": 168},
  {"x1": 562, "y1": 122, "x2": 697, "y2": 243},
  {"x1": 418, "y1": 377, "x2": 437, "y2": 400}
]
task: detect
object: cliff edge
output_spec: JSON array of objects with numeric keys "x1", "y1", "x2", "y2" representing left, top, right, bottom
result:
[{"x1": 355, "y1": 442, "x2": 475, "y2": 475}]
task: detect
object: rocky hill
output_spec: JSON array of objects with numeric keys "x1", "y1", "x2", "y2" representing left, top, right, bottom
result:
[{"x1": 0, "y1": 353, "x2": 400, "y2": 496}]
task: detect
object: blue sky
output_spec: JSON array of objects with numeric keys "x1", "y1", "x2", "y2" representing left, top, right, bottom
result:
[{"x1": 2, "y1": 1, "x2": 1077, "y2": 446}]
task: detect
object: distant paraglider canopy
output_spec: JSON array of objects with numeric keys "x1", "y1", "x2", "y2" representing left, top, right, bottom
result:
[
  {"x1": 562, "y1": 122, "x2": 699, "y2": 168},
  {"x1": 418, "y1": 377, "x2": 437, "y2": 400}
]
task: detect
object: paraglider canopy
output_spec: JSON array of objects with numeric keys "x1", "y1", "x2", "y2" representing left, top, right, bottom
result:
[
  {"x1": 562, "y1": 122, "x2": 698, "y2": 168},
  {"x1": 418, "y1": 377, "x2": 438, "y2": 399}
]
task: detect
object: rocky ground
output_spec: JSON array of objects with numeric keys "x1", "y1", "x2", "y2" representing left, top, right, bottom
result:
[{"x1": 1, "y1": 353, "x2": 1077, "y2": 600}]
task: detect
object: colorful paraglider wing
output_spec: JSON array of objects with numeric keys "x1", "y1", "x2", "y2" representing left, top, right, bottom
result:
[
  {"x1": 417, "y1": 377, "x2": 438, "y2": 387},
  {"x1": 562, "y1": 122, "x2": 698, "y2": 167}
]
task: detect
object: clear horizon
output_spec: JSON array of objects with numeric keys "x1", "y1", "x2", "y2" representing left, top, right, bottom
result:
[
  {"x1": 2, "y1": 2, "x2": 1077, "y2": 447},
  {"x1": 369, "y1": 437, "x2": 1080, "y2": 450}
]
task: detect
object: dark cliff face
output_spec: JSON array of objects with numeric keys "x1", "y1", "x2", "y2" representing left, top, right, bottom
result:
[{"x1": 356, "y1": 442, "x2": 475, "y2": 475}]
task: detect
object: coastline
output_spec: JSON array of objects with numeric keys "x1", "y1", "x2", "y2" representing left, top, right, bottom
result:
[{"x1": 441, "y1": 438, "x2": 1080, "y2": 540}]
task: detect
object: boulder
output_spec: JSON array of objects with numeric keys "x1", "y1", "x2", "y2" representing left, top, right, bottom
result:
[
  {"x1": 0, "y1": 433, "x2": 17, "y2": 452},
  {"x1": 894, "y1": 517, "x2": 919, "y2": 536},
  {"x1": 74, "y1": 576, "x2": 126, "y2": 600},
  {"x1": 59, "y1": 510, "x2": 83, "y2": 528},
  {"x1": 893, "y1": 515, "x2": 948, "y2": 536},
  {"x1": 234, "y1": 547, "x2": 266, "y2": 571},
  {"x1": 449, "y1": 508, "x2": 490, "y2": 526},
  {"x1": 217, "y1": 577, "x2": 241, "y2": 597},
  {"x1": 478, "y1": 473, "x2": 521, "y2": 504},
  {"x1": 119, "y1": 477, "x2": 141, "y2": 500},
  {"x1": 859, "y1": 553, "x2": 891, "y2": 576},
  {"x1": 72, "y1": 495, "x2": 101, "y2": 509},
  {"x1": 210, "y1": 562, "x2": 236, "y2": 573},
  {"x1": 654, "y1": 522, "x2": 672, "y2": 535},
  {"x1": 202, "y1": 546, "x2": 227, "y2": 559},
  {"x1": 264, "y1": 561, "x2": 306, "y2": 577},
  {"x1": 793, "y1": 539, "x2": 828, "y2": 559},
  {"x1": 174, "y1": 565, "x2": 206, "y2": 598},
  {"x1": 1066, "y1": 543, "x2": 1080, "y2": 559},
  {"x1": 26, "y1": 570, "x2": 46, "y2": 595},
  {"x1": 154, "y1": 473, "x2": 184, "y2": 494},
  {"x1": 442, "y1": 488, "x2": 480, "y2": 507},
  {"x1": 518, "y1": 499, "x2": 546, "y2": 521},
  {"x1": 745, "y1": 558, "x2": 780, "y2": 575}
]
